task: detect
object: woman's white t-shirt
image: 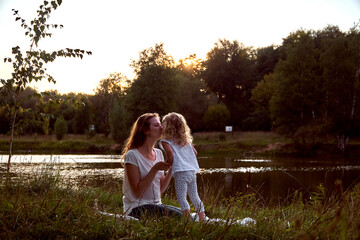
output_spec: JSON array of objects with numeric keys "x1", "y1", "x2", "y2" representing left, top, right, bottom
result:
[{"x1": 122, "y1": 148, "x2": 164, "y2": 215}]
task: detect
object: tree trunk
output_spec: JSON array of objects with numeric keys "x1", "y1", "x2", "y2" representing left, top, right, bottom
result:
[
  {"x1": 340, "y1": 46, "x2": 360, "y2": 153},
  {"x1": 351, "y1": 46, "x2": 360, "y2": 120},
  {"x1": 6, "y1": 109, "x2": 17, "y2": 178},
  {"x1": 337, "y1": 134, "x2": 348, "y2": 152}
]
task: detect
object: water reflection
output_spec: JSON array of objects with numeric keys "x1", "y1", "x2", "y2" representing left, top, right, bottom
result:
[
  {"x1": 224, "y1": 157, "x2": 232, "y2": 193},
  {"x1": 198, "y1": 156, "x2": 360, "y2": 201},
  {"x1": 1, "y1": 154, "x2": 360, "y2": 201},
  {"x1": 235, "y1": 159, "x2": 272, "y2": 162}
]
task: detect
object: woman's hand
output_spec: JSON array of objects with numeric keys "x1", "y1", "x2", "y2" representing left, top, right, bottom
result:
[
  {"x1": 160, "y1": 166, "x2": 172, "y2": 194},
  {"x1": 154, "y1": 161, "x2": 171, "y2": 171}
]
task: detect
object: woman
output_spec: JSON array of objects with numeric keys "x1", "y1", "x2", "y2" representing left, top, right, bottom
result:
[{"x1": 122, "y1": 113, "x2": 182, "y2": 219}]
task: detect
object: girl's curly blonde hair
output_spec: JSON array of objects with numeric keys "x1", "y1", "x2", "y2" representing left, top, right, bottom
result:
[{"x1": 161, "y1": 112, "x2": 193, "y2": 147}]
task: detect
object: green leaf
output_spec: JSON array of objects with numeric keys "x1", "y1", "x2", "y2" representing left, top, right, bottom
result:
[
  {"x1": 51, "y1": 1, "x2": 57, "y2": 9},
  {"x1": 7, "y1": 203, "x2": 14, "y2": 209},
  {"x1": 57, "y1": 0, "x2": 62, "y2": 5}
]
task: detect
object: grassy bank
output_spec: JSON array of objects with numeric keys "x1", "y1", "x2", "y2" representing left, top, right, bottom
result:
[
  {"x1": 0, "y1": 131, "x2": 290, "y2": 156},
  {"x1": 193, "y1": 131, "x2": 290, "y2": 156},
  {"x1": 0, "y1": 134, "x2": 117, "y2": 154},
  {"x1": 1, "y1": 169, "x2": 359, "y2": 239}
]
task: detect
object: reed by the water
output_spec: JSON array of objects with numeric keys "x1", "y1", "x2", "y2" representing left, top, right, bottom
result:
[{"x1": 1, "y1": 164, "x2": 359, "y2": 239}]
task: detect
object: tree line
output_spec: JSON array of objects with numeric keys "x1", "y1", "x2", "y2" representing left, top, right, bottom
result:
[{"x1": 1, "y1": 23, "x2": 359, "y2": 152}]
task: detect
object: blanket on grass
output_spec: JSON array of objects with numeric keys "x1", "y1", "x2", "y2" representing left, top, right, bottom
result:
[{"x1": 94, "y1": 199, "x2": 256, "y2": 226}]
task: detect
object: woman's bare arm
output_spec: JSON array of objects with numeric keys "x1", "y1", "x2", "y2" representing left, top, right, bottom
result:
[
  {"x1": 125, "y1": 161, "x2": 171, "y2": 198},
  {"x1": 160, "y1": 166, "x2": 172, "y2": 193}
]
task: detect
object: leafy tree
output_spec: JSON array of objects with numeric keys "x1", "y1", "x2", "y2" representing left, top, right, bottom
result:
[
  {"x1": 131, "y1": 43, "x2": 175, "y2": 76},
  {"x1": 35, "y1": 90, "x2": 62, "y2": 132},
  {"x1": 203, "y1": 104, "x2": 231, "y2": 131},
  {"x1": 18, "y1": 87, "x2": 40, "y2": 109},
  {"x1": 202, "y1": 39, "x2": 256, "y2": 128},
  {"x1": 16, "y1": 108, "x2": 45, "y2": 135},
  {"x1": 11, "y1": 87, "x2": 53, "y2": 135},
  {"x1": 126, "y1": 43, "x2": 178, "y2": 122},
  {"x1": 109, "y1": 99, "x2": 128, "y2": 144},
  {"x1": 0, "y1": 106, "x2": 9, "y2": 134},
  {"x1": 54, "y1": 117, "x2": 67, "y2": 141},
  {"x1": 246, "y1": 73, "x2": 277, "y2": 131},
  {"x1": 91, "y1": 72, "x2": 129, "y2": 136},
  {"x1": 176, "y1": 54, "x2": 205, "y2": 80},
  {"x1": 0, "y1": 0, "x2": 91, "y2": 174},
  {"x1": 318, "y1": 25, "x2": 360, "y2": 150},
  {"x1": 175, "y1": 55, "x2": 213, "y2": 131},
  {"x1": 270, "y1": 29, "x2": 321, "y2": 136},
  {"x1": 59, "y1": 100, "x2": 75, "y2": 121},
  {"x1": 70, "y1": 94, "x2": 93, "y2": 134},
  {"x1": 255, "y1": 45, "x2": 281, "y2": 81},
  {"x1": 0, "y1": 87, "x2": 42, "y2": 135},
  {"x1": 270, "y1": 25, "x2": 360, "y2": 153}
]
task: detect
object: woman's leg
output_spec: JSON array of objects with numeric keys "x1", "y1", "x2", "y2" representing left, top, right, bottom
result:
[
  {"x1": 162, "y1": 204, "x2": 183, "y2": 216},
  {"x1": 129, "y1": 204, "x2": 182, "y2": 219}
]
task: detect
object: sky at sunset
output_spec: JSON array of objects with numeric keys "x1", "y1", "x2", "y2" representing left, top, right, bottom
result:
[{"x1": 0, "y1": 0, "x2": 359, "y2": 94}]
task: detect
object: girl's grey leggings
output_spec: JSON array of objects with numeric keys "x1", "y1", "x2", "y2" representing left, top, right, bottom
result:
[{"x1": 173, "y1": 171, "x2": 204, "y2": 213}]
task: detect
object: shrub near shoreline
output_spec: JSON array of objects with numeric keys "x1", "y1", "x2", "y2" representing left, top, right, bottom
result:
[{"x1": 1, "y1": 167, "x2": 359, "y2": 239}]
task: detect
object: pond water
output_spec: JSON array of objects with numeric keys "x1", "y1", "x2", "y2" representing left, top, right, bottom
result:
[{"x1": 1, "y1": 154, "x2": 360, "y2": 202}]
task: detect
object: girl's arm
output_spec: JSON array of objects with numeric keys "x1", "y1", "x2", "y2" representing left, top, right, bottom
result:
[
  {"x1": 125, "y1": 161, "x2": 171, "y2": 198},
  {"x1": 161, "y1": 141, "x2": 174, "y2": 165}
]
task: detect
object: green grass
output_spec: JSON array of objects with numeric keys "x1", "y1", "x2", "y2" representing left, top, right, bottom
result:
[
  {"x1": 194, "y1": 131, "x2": 287, "y2": 145},
  {"x1": 0, "y1": 134, "x2": 117, "y2": 154},
  {"x1": 0, "y1": 132, "x2": 291, "y2": 155},
  {"x1": 1, "y1": 167, "x2": 359, "y2": 239},
  {"x1": 193, "y1": 131, "x2": 290, "y2": 156}
]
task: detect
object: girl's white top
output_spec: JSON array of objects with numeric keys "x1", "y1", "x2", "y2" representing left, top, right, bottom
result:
[
  {"x1": 159, "y1": 139, "x2": 200, "y2": 174},
  {"x1": 122, "y1": 148, "x2": 164, "y2": 215}
]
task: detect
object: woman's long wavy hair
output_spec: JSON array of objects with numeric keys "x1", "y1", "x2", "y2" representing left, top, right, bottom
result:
[
  {"x1": 161, "y1": 112, "x2": 192, "y2": 147},
  {"x1": 122, "y1": 113, "x2": 160, "y2": 157}
]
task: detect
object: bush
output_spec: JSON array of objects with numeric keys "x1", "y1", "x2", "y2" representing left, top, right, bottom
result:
[
  {"x1": 203, "y1": 104, "x2": 231, "y2": 131},
  {"x1": 54, "y1": 117, "x2": 67, "y2": 141},
  {"x1": 219, "y1": 133, "x2": 226, "y2": 141},
  {"x1": 109, "y1": 100, "x2": 128, "y2": 143}
]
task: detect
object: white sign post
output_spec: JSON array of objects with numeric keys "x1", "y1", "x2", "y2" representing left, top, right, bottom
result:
[{"x1": 225, "y1": 126, "x2": 233, "y2": 133}]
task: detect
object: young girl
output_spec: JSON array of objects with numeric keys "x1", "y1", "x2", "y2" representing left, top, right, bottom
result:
[{"x1": 160, "y1": 112, "x2": 205, "y2": 221}]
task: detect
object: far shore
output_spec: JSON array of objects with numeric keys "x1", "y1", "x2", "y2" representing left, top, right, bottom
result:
[{"x1": 1, "y1": 132, "x2": 360, "y2": 158}]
